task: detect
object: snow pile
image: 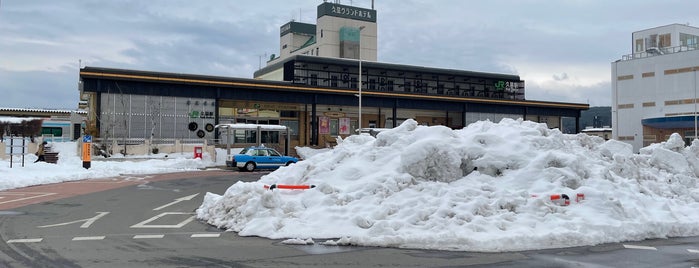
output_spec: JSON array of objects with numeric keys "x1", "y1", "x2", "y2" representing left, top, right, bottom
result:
[{"x1": 197, "y1": 118, "x2": 699, "y2": 252}]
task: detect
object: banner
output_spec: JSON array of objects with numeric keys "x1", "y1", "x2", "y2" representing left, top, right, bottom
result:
[
  {"x1": 339, "y1": 118, "x2": 350, "y2": 135},
  {"x1": 319, "y1": 116, "x2": 330, "y2": 134}
]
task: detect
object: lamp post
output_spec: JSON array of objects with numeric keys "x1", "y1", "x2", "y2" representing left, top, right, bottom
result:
[{"x1": 357, "y1": 26, "x2": 365, "y2": 134}]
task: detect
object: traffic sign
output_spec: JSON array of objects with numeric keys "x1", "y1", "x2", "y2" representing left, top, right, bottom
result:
[{"x1": 83, "y1": 135, "x2": 92, "y2": 143}]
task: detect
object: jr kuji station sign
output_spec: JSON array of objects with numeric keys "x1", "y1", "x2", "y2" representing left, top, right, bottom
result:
[{"x1": 82, "y1": 135, "x2": 92, "y2": 169}]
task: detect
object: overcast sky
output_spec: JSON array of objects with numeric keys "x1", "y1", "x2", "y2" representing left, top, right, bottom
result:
[{"x1": 1, "y1": 0, "x2": 697, "y2": 109}]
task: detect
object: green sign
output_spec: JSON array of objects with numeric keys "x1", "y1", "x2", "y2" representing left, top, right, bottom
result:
[
  {"x1": 189, "y1": 111, "x2": 200, "y2": 118},
  {"x1": 317, "y1": 2, "x2": 377, "y2": 23},
  {"x1": 495, "y1": 81, "x2": 506, "y2": 91}
]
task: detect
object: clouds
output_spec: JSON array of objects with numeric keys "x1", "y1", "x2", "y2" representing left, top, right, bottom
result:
[{"x1": 1, "y1": 0, "x2": 697, "y2": 109}]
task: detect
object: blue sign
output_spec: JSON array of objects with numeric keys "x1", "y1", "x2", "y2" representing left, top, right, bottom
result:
[{"x1": 83, "y1": 135, "x2": 92, "y2": 143}]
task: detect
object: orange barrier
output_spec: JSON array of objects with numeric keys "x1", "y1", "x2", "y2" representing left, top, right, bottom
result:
[
  {"x1": 532, "y1": 193, "x2": 585, "y2": 206},
  {"x1": 550, "y1": 194, "x2": 570, "y2": 206},
  {"x1": 264, "y1": 184, "x2": 316, "y2": 190}
]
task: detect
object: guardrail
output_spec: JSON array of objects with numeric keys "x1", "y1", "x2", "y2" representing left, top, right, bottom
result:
[{"x1": 620, "y1": 44, "x2": 698, "y2": 61}]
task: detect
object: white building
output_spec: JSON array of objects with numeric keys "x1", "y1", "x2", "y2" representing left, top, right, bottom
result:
[
  {"x1": 612, "y1": 23, "x2": 699, "y2": 152},
  {"x1": 257, "y1": 1, "x2": 378, "y2": 80}
]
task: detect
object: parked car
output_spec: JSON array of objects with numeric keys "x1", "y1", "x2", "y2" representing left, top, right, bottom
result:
[{"x1": 230, "y1": 146, "x2": 298, "y2": 172}]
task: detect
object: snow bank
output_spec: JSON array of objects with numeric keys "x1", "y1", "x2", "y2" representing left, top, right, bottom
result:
[
  {"x1": 0, "y1": 142, "x2": 224, "y2": 191},
  {"x1": 197, "y1": 118, "x2": 699, "y2": 252}
]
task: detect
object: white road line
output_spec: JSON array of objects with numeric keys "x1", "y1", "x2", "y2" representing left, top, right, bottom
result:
[
  {"x1": 72, "y1": 236, "x2": 106, "y2": 241},
  {"x1": 0, "y1": 193, "x2": 56, "y2": 205},
  {"x1": 623, "y1": 244, "x2": 657, "y2": 250},
  {"x1": 153, "y1": 193, "x2": 199, "y2": 211},
  {"x1": 191, "y1": 233, "x2": 221, "y2": 238},
  {"x1": 38, "y1": 212, "x2": 110, "y2": 229},
  {"x1": 688, "y1": 249, "x2": 699, "y2": 254},
  {"x1": 130, "y1": 212, "x2": 196, "y2": 228},
  {"x1": 7, "y1": 238, "x2": 43, "y2": 243},
  {"x1": 133, "y1": 234, "x2": 164, "y2": 239}
]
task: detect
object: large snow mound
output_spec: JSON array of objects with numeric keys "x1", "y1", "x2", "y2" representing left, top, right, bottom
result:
[{"x1": 196, "y1": 118, "x2": 699, "y2": 252}]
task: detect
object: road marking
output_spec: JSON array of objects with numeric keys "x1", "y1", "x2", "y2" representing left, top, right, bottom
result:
[
  {"x1": 133, "y1": 234, "x2": 164, "y2": 239},
  {"x1": 38, "y1": 212, "x2": 110, "y2": 228},
  {"x1": 153, "y1": 193, "x2": 199, "y2": 211},
  {"x1": 130, "y1": 212, "x2": 196, "y2": 228},
  {"x1": 688, "y1": 249, "x2": 699, "y2": 254},
  {"x1": 191, "y1": 233, "x2": 221, "y2": 238},
  {"x1": 72, "y1": 236, "x2": 105, "y2": 241},
  {"x1": 623, "y1": 244, "x2": 657, "y2": 250},
  {"x1": 0, "y1": 192, "x2": 56, "y2": 205},
  {"x1": 7, "y1": 238, "x2": 43, "y2": 243}
]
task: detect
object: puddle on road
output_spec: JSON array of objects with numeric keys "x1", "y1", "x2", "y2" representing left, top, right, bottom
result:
[
  {"x1": 0, "y1": 211, "x2": 26, "y2": 216},
  {"x1": 290, "y1": 244, "x2": 364, "y2": 255}
]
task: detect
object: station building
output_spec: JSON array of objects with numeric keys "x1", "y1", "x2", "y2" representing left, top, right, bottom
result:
[
  {"x1": 612, "y1": 24, "x2": 699, "y2": 151},
  {"x1": 78, "y1": 1, "x2": 588, "y2": 150}
]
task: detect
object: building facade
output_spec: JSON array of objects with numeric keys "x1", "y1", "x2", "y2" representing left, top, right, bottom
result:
[
  {"x1": 78, "y1": 1, "x2": 588, "y2": 152},
  {"x1": 612, "y1": 24, "x2": 699, "y2": 151}
]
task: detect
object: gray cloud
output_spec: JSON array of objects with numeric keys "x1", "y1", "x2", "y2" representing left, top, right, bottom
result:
[{"x1": 1, "y1": 0, "x2": 698, "y2": 109}]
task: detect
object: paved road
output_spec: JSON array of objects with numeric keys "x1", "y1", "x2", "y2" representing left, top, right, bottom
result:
[{"x1": 0, "y1": 170, "x2": 698, "y2": 267}]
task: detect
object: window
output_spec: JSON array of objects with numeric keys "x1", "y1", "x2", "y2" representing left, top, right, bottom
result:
[
  {"x1": 681, "y1": 33, "x2": 699, "y2": 47},
  {"x1": 331, "y1": 75, "x2": 338, "y2": 87},
  {"x1": 281, "y1": 120, "x2": 299, "y2": 139},
  {"x1": 635, "y1": 39, "x2": 643, "y2": 52},
  {"x1": 267, "y1": 149, "x2": 280, "y2": 157},
  {"x1": 659, "y1": 33, "x2": 671, "y2": 48},
  {"x1": 310, "y1": 74, "x2": 318, "y2": 86},
  {"x1": 330, "y1": 119, "x2": 339, "y2": 135},
  {"x1": 282, "y1": 44, "x2": 288, "y2": 49},
  {"x1": 369, "y1": 79, "x2": 376, "y2": 90},
  {"x1": 646, "y1": 34, "x2": 658, "y2": 48}
]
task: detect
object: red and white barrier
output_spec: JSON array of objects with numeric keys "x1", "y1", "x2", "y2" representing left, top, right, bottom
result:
[
  {"x1": 264, "y1": 184, "x2": 316, "y2": 190},
  {"x1": 531, "y1": 192, "x2": 585, "y2": 206}
]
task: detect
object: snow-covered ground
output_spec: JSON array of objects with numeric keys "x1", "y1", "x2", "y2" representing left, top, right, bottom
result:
[
  {"x1": 196, "y1": 118, "x2": 699, "y2": 252},
  {"x1": 0, "y1": 142, "x2": 226, "y2": 191}
]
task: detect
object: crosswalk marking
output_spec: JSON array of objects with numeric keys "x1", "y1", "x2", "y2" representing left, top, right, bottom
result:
[
  {"x1": 7, "y1": 238, "x2": 43, "y2": 243},
  {"x1": 623, "y1": 244, "x2": 657, "y2": 250},
  {"x1": 133, "y1": 234, "x2": 165, "y2": 239},
  {"x1": 688, "y1": 249, "x2": 699, "y2": 254},
  {"x1": 72, "y1": 236, "x2": 106, "y2": 241},
  {"x1": 191, "y1": 233, "x2": 220, "y2": 238}
]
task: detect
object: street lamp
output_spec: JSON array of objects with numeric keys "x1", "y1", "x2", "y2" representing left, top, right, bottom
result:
[{"x1": 357, "y1": 26, "x2": 365, "y2": 134}]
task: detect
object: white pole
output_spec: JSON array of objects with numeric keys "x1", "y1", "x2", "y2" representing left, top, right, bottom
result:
[
  {"x1": 695, "y1": 70, "x2": 697, "y2": 139},
  {"x1": 357, "y1": 26, "x2": 365, "y2": 134}
]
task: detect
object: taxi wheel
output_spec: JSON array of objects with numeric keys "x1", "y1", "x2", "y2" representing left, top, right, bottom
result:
[{"x1": 245, "y1": 162, "x2": 256, "y2": 172}]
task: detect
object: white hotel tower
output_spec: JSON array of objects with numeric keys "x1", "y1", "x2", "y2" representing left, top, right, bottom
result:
[{"x1": 612, "y1": 24, "x2": 699, "y2": 152}]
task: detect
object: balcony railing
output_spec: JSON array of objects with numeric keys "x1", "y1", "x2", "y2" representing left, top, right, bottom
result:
[{"x1": 620, "y1": 44, "x2": 699, "y2": 61}]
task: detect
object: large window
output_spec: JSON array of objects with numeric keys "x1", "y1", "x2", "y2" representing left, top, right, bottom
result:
[
  {"x1": 635, "y1": 39, "x2": 644, "y2": 52},
  {"x1": 681, "y1": 33, "x2": 699, "y2": 47},
  {"x1": 659, "y1": 33, "x2": 671, "y2": 48}
]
